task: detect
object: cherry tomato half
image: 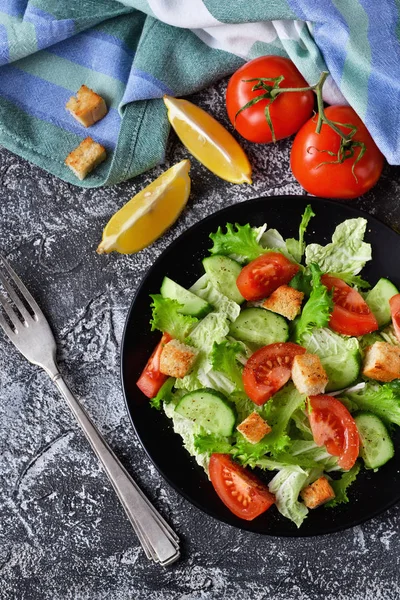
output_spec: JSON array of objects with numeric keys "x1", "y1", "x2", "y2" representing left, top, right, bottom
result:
[
  {"x1": 389, "y1": 294, "x2": 400, "y2": 342},
  {"x1": 226, "y1": 56, "x2": 315, "y2": 144},
  {"x1": 209, "y1": 454, "x2": 275, "y2": 520},
  {"x1": 237, "y1": 252, "x2": 299, "y2": 302},
  {"x1": 308, "y1": 395, "x2": 360, "y2": 471},
  {"x1": 290, "y1": 106, "x2": 384, "y2": 199},
  {"x1": 243, "y1": 342, "x2": 306, "y2": 405},
  {"x1": 321, "y1": 275, "x2": 378, "y2": 336},
  {"x1": 136, "y1": 333, "x2": 171, "y2": 398}
]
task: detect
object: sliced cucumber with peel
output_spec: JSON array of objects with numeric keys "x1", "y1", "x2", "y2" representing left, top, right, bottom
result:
[
  {"x1": 161, "y1": 276, "x2": 212, "y2": 318},
  {"x1": 355, "y1": 412, "x2": 394, "y2": 469},
  {"x1": 202, "y1": 255, "x2": 244, "y2": 304},
  {"x1": 322, "y1": 350, "x2": 361, "y2": 392},
  {"x1": 229, "y1": 307, "x2": 289, "y2": 346},
  {"x1": 366, "y1": 278, "x2": 399, "y2": 327},
  {"x1": 175, "y1": 388, "x2": 236, "y2": 437}
]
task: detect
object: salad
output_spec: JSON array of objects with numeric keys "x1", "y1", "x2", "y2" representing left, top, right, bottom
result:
[{"x1": 136, "y1": 206, "x2": 400, "y2": 527}]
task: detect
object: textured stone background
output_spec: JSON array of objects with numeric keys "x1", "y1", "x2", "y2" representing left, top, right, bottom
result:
[{"x1": 1, "y1": 79, "x2": 400, "y2": 600}]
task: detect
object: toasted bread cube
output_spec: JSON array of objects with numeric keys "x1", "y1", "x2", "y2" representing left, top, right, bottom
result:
[
  {"x1": 66, "y1": 85, "x2": 107, "y2": 127},
  {"x1": 291, "y1": 353, "x2": 328, "y2": 396},
  {"x1": 263, "y1": 285, "x2": 304, "y2": 320},
  {"x1": 362, "y1": 341, "x2": 400, "y2": 382},
  {"x1": 159, "y1": 339, "x2": 198, "y2": 378},
  {"x1": 237, "y1": 412, "x2": 272, "y2": 444},
  {"x1": 300, "y1": 476, "x2": 335, "y2": 509},
  {"x1": 65, "y1": 137, "x2": 106, "y2": 180}
]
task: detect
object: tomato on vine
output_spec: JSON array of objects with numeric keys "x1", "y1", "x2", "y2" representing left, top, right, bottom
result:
[
  {"x1": 226, "y1": 56, "x2": 315, "y2": 144},
  {"x1": 290, "y1": 105, "x2": 384, "y2": 199}
]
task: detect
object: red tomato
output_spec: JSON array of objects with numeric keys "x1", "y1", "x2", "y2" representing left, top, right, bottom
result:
[
  {"x1": 237, "y1": 252, "x2": 299, "y2": 302},
  {"x1": 290, "y1": 106, "x2": 384, "y2": 199},
  {"x1": 389, "y1": 294, "x2": 400, "y2": 342},
  {"x1": 321, "y1": 274, "x2": 378, "y2": 336},
  {"x1": 307, "y1": 395, "x2": 360, "y2": 471},
  {"x1": 209, "y1": 454, "x2": 275, "y2": 520},
  {"x1": 136, "y1": 333, "x2": 172, "y2": 398},
  {"x1": 226, "y1": 56, "x2": 315, "y2": 143},
  {"x1": 243, "y1": 342, "x2": 306, "y2": 405}
]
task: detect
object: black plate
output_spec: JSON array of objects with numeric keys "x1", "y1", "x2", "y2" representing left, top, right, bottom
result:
[{"x1": 121, "y1": 196, "x2": 400, "y2": 536}]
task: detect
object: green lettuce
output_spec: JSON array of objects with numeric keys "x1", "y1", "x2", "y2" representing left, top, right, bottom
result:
[
  {"x1": 189, "y1": 275, "x2": 241, "y2": 322},
  {"x1": 293, "y1": 264, "x2": 333, "y2": 344},
  {"x1": 305, "y1": 217, "x2": 372, "y2": 278},
  {"x1": 150, "y1": 294, "x2": 198, "y2": 341},
  {"x1": 274, "y1": 440, "x2": 340, "y2": 471},
  {"x1": 234, "y1": 384, "x2": 306, "y2": 463},
  {"x1": 326, "y1": 463, "x2": 361, "y2": 507},
  {"x1": 304, "y1": 327, "x2": 359, "y2": 357},
  {"x1": 344, "y1": 381, "x2": 400, "y2": 426},
  {"x1": 268, "y1": 466, "x2": 310, "y2": 527},
  {"x1": 286, "y1": 205, "x2": 315, "y2": 263},
  {"x1": 211, "y1": 341, "x2": 244, "y2": 392},
  {"x1": 150, "y1": 378, "x2": 176, "y2": 410},
  {"x1": 209, "y1": 223, "x2": 267, "y2": 263},
  {"x1": 194, "y1": 433, "x2": 234, "y2": 455}
]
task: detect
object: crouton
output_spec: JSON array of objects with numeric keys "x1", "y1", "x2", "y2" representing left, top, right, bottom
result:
[
  {"x1": 66, "y1": 85, "x2": 107, "y2": 127},
  {"x1": 262, "y1": 285, "x2": 304, "y2": 320},
  {"x1": 291, "y1": 353, "x2": 328, "y2": 396},
  {"x1": 159, "y1": 339, "x2": 198, "y2": 378},
  {"x1": 362, "y1": 341, "x2": 400, "y2": 382},
  {"x1": 237, "y1": 412, "x2": 272, "y2": 444},
  {"x1": 300, "y1": 476, "x2": 335, "y2": 509},
  {"x1": 65, "y1": 137, "x2": 106, "y2": 180}
]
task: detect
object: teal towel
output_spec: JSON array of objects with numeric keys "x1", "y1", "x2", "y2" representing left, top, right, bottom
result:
[{"x1": 0, "y1": 0, "x2": 399, "y2": 187}]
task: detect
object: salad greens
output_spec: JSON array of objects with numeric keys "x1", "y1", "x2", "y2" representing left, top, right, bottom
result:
[
  {"x1": 292, "y1": 264, "x2": 333, "y2": 344},
  {"x1": 143, "y1": 205, "x2": 400, "y2": 528}
]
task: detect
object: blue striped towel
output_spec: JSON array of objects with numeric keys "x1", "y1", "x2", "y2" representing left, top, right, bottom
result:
[{"x1": 0, "y1": 0, "x2": 399, "y2": 187}]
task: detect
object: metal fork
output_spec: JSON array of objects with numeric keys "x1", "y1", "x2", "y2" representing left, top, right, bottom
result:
[{"x1": 0, "y1": 255, "x2": 180, "y2": 567}]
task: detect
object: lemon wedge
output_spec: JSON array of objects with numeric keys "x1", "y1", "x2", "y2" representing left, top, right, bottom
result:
[
  {"x1": 97, "y1": 159, "x2": 191, "y2": 254},
  {"x1": 163, "y1": 95, "x2": 252, "y2": 184}
]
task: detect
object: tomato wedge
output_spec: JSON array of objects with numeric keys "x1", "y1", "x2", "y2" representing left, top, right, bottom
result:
[
  {"x1": 321, "y1": 275, "x2": 378, "y2": 336},
  {"x1": 243, "y1": 342, "x2": 306, "y2": 405},
  {"x1": 389, "y1": 294, "x2": 400, "y2": 342},
  {"x1": 237, "y1": 252, "x2": 299, "y2": 302},
  {"x1": 307, "y1": 395, "x2": 360, "y2": 471},
  {"x1": 209, "y1": 454, "x2": 275, "y2": 520},
  {"x1": 136, "y1": 333, "x2": 172, "y2": 398}
]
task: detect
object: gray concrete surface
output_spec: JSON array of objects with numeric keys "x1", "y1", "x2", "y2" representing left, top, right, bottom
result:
[{"x1": 1, "y1": 79, "x2": 400, "y2": 599}]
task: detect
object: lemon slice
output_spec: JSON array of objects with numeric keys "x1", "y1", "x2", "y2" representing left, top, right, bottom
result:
[
  {"x1": 164, "y1": 95, "x2": 252, "y2": 184},
  {"x1": 97, "y1": 159, "x2": 191, "y2": 254}
]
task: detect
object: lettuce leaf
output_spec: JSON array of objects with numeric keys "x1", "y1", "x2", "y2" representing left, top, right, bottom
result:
[
  {"x1": 150, "y1": 294, "x2": 198, "y2": 341},
  {"x1": 209, "y1": 223, "x2": 267, "y2": 263},
  {"x1": 175, "y1": 312, "x2": 233, "y2": 394},
  {"x1": 234, "y1": 384, "x2": 306, "y2": 463},
  {"x1": 274, "y1": 440, "x2": 340, "y2": 471},
  {"x1": 286, "y1": 205, "x2": 315, "y2": 263},
  {"x1": 189, "y1": 275, "x2": 241, "y2": 322},
  {"x1": 194, "y1": 433, "x2": 234, "y2": 455},
  {"x1": 268, "y1": 466, "x2": 310, "y2": 527},
  {"x1": 344, "y1": 381, "x2": 400, "y2": 426},
  {"x1": 305, "y1": 217, "x2": 371, "y2": 277},
  {"x1": 326, "y1": 463, "x2": 361, "y2": 507},
  {"x1": 304, "y1": 327, "x2": 359, "y2": 357},
  {"x1": 150, "y1": 378, "x2": 176, "y2": 410},
  {"x1": 293, "y1": 264, "x2": 333, "y2": 344},
  {"x1": 211, "y1": 341, "x2": 244, "y2": 392}
]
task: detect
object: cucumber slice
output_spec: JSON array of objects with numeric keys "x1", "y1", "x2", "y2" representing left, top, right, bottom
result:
[
  {"x1": 355, "y1": 412, "x2": 394, "y2": 469},
  {"x1": 366, "y1": 278, "x2": 399, "y2": 327},
  {"x1": 229, "y1": 307, "x2": 289, "y2": 346},
  {"x1": 203, "y1": 255, "x2": 244, "y2": 304},
  {"x1": 161, "y1": 276, "x2": 212, "y2": 318},
  {"x1": 175, "y1": 388, "x2": 236, "y2": 436},
  {"x1": 322, "y1": 350, "x2": 361, "y2": 392}
]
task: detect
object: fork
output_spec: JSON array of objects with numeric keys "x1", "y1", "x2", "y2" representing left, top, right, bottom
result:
[{"x1": 0, "y1": 255, "x2": 180, "y2": 567}]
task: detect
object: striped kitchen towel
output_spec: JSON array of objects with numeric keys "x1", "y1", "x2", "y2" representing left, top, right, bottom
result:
[{"x1": 0, "y1": 0, "x2": 399, "y2": 187}]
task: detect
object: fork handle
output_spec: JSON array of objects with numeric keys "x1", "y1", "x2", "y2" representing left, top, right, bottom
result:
[{"x1": 52, "y1": 372, "x2": 180, "y2": 566}]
